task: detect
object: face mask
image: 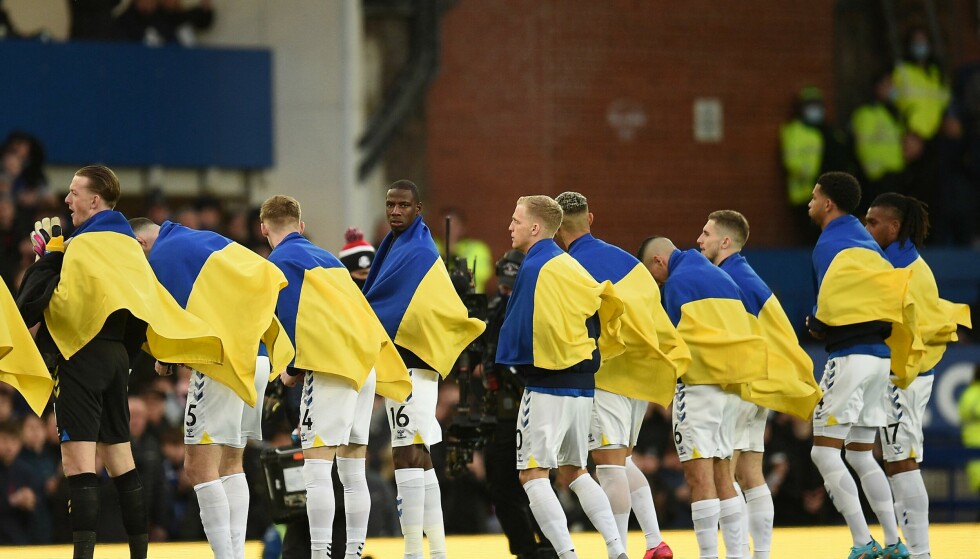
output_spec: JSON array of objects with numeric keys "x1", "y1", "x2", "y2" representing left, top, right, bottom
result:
[
  {"x1": 802, "y1": 104, "x2": 825, "y2": 126},
  {"x1": 910, "y1": 41, "x2": 930, "y2": 61}
]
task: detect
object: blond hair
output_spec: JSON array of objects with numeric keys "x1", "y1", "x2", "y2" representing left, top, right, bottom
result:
[
  {"x1": 260, "y1": 195, "x2": 302, "y2": 230},
  {"x1": 517, "y1": 195, "x2": 563, "y2": 237},
  {"x1": 708, "y1": 209, "x2": 750, "y2": 248},
  {"x1": 75, "y1": 165, "x2": 121, "y2": 208}
]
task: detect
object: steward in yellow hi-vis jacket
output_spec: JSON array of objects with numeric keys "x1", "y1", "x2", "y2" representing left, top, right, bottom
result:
[{"x1": 0, "y1": 281, "x2": 51, "y2": 416}]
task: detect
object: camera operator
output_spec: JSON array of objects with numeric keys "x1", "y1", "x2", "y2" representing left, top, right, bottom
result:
[{"x1": 483, "y1": 250, "x2": 556, "y2": 559}]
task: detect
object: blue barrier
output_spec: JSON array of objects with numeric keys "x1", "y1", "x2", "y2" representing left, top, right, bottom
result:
[{"x1": 0, "y1": 39, "x2": 273, "y2": 168}]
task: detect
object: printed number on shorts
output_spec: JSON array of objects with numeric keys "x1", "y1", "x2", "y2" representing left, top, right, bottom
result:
[
  {"x1": 515, "y1": 429, "x2": 523, "y2": 450},
  {"x1": 673, "y1": 423, "x2": 682, "y2": 446},
  {"x1": 881, "y1": 422, "x2": 900, "y2": 445},
  {"x1": 301, "y1": 409, "x2": 313, "y2": 430},
  {"x1": 186, "y1": 404, "x2": 197, "y2": 427},
  {"x1": 390, "y1": 405, "x2": 409, "y2": 428}
]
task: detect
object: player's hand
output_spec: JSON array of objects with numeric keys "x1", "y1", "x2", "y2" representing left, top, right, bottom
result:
[
  {"x1": 280, "y1": 369, "x2": 300, "y2": 388},
  {"x1": 30, "y1": 217, "x2": 64, "y2": 259},
  {"x1": 154, "y1": 361, "x2": 181, "y2": 376}
]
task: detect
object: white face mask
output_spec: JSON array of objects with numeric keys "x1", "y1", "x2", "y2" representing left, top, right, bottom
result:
[
  {"x1": 910, "y1": 41, "x2": 930, "y2": 61},
  {"x1": 802, "y1": 104, "x2": 825, "y2": 126}
]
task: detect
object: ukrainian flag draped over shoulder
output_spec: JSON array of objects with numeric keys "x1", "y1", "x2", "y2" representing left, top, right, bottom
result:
[
  {"x1": 663, "y1": 250, "x2": 767, "y2": 385},
  {"x1": 496, "y1": 239, "x2": 625, "y2": 369},
  {"x1": 362, "y1": 217, "x2": 485, "y2": 378},
  {"x1": 45, "y1": 211, "x2": 223, "y2": 366},
  {"x1": 568, "y1": 235, "x2": 688, "y2": 405},
  {"x1": 721, "y1": 254, "x2": 820, "y2": 419},
  {"x1": 0, "y1": 283, "x2": 51, "y2": 415},
  {"x1": 813, "y1": 216, "x2": 924, "y2": 386},
  {"x1": 149, "y1": 221, "x2": 293, "y2": 406},
  {"x1": 883, "y1": 242, "x2": 971, "y2": 377},
  {"x1": 268, "y1": 233, "x2": 411, "y2": 402}
]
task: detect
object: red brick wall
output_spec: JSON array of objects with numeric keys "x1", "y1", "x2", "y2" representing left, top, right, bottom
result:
[{"x1": 425, "y1": 1, "x2": 838, "y2": 258}]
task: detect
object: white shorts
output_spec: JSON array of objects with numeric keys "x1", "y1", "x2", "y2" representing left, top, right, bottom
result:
[
  {"x1": 812, "y1": 353, "x2": 889, "y2": 439},
  {"x1": 299, "y1": 371, "x2": 359, "y2": 449},
  {"x1": 589, "y1": 389, "x2": 647, "y2": 450},
  {"x1": 881, "y1": 374, "x2": 934, "y2": 463},
  {"x1": 672, "y1": 382, "x2": 741, "y2": 461},
  {"x1": 734, "y1": 399, "x2": 768, "y2": 453},
  {"x1": 349, "y1": 369, "x2": 377, "y2": 446},
  {"x1": 386, "y1": 368, "x2": 442, "y2": 449},
  {"x1": 185, "y1": 356, "x2": 270, "y2": 448},
  {"x1": 516, "y1": 389, "x2": 592, "y2": 470}
]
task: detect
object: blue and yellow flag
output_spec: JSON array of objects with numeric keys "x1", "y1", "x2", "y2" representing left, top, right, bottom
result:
[
  {"x1": 497, "y1": 239, "x2": 624, "y2": 370},
  {"x1": 883, "y1": 242, "x2": 971, "y2": 381},
  {"x1": 663, "y1": 249, "x2": 767, "y2": 385},
  {"x1": 362, "y1": 217, "x2": 485, "y2": 378},
  {"x1": 268, "y1": 232, "x2": 411, "y2": 402},
  {"x1": 148, "y1": 221, "x2": 293, "y2": 406},
  {"x1": 721, "y1": 253, "x2": 820, "y2": 419},
  {"x1": 813, "y1": 216, "x2": 924, "y2": 386},
  {"x1": 0, "y1": 282, "x2": 51, "y2": 416},
  {"x1": 568, "y1": 234, "x2": 689, "y2": 406},
  {"x1": 45, "y1": 211, "x2": 223, "y2": 367}
]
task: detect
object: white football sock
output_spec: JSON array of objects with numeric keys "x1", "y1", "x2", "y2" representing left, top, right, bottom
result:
[
  {"x1": 595, "y1": 464, "x2": 631, "y2": 545},
  {"x1": 423, "y1": 468, "x2": 447, "y2": 559},
  {"x1": 891, "y1": 470, "x2": 930, "y2": 557},
  {"x1": 691, "y1": 498, "x2": 721, "y2": 559},
  {"x1": 337, "y1": 457, "x2": 369, "y2": 559},
  {"x1": 221, "y1": 473, "x2": 249, "y2": 559},
  {"x1": 719, "y1": 496, "x2": 745, "y2": 558},
  {"x1": 569, "y1": 474, "x2": 626, "y2": 559},
  {"x1": 523, "y1": 478, "x2": 575, "y2": 556},
  {"x1": 811, "y1": 445, "x2": 871, "y2": 546},
  {"x1": 743, "y1": 484, "x2": 773, "y2": 559},
  {"x1": 395, "y1": 468, "x2": 425, "y2": 558},
  {"x1": 625, "y1": 455, "x2": 663, "y2": 548},
  {"x1": 194, "y1": 479, "x2": 234, "y2": 559},
  {"x1": 304, "y1": 459, "x2": 335, "y2": 557},
  {"x1": 845, "y1": 449, "x2": 899, "y2": 546},
  {"x1": 733, "y1": 482, "x2": 750, "y2": 558}
]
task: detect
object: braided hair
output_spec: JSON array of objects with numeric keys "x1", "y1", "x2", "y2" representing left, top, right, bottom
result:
[{"x1": 869, "y1": 192, "x2": 930, "y2": 247}]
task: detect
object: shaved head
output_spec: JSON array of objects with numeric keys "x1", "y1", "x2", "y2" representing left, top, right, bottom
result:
[
  {"x1": 637, "y1": 236, "x2": 676, "y2": 264},
  {"x1": 637, "y1": 236, "x2": 676, "y2": 286}
]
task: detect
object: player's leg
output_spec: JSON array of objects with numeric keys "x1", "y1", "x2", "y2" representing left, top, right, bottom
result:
[
  {"x1": 714, "y1": 392, "x2": 743, "y2": 559},
  {"x1": 336, "y1": 370, "x2": 376, "y2": 559},
  {"x1": 388, "y1": 368, "x2": 442, "y2": 559},
  {"x1": 561, "y1": 394, "x2": 625, "y2": 559},
  {"x1": 518, "y1": 390, "x2": 578, "y2": 559},
  {"x1": 882, "y1": 375, "x2": 933, "y2": 559},
  {"x1": 300, "y1": 370, "x2": 360, "y2": 559},
  {"x1": 734, "y1": 403, "x2": 772, "y2": 559},
  {"x1": 100, "y1": 354, "x2": 148, "y2": 559},
  {"x1": 590, "y1": 390, "x2": 633, "y2": 546},
  {"x1": 811, "y1": 356, "x2": 879, "y2": 558},
  {"x1": 185, "y1": 370, "x2": 244, "y2": 559}
]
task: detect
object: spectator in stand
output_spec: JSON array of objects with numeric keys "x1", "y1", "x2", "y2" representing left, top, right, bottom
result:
[
  {"x1": 851, "y1": 69, "x2": 907, "y2": 214},
  {"x1": 172, "y1": 205, "x2": 201, "y2": 230},
  {"x1": 0, "y1": 193, "x2": 22, "y2": 290},
  {"x1": 129, "y1": 395, "x2": 169, "y2": 542},
  {"x1": 0, "y1": 419, "x2": 36, "y2": 544},
  {"x1": 144, "y1": 188, "x2": 172, "y2": 225},
  {"x1": 893, "y1": 26, "x2": 950, "y2": 216},
  {"x1": 19, "y1": 413, "x2": 59, "y2": 543},
  {"x1": 2, "y1": 131, "x2": 56, "y2": 216},
  {"x1": 780, "y1": 87, "x2": 856, "y2": 244},
  {"x1": 68, "y1": 0, "x2": 122, "y2": 41},
  {"x1": 194, "y1": 195, "x2": 223, "y2": 233},
  {"x1": 158, "y1": 0, "x2": 213, "y2": 46}
]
